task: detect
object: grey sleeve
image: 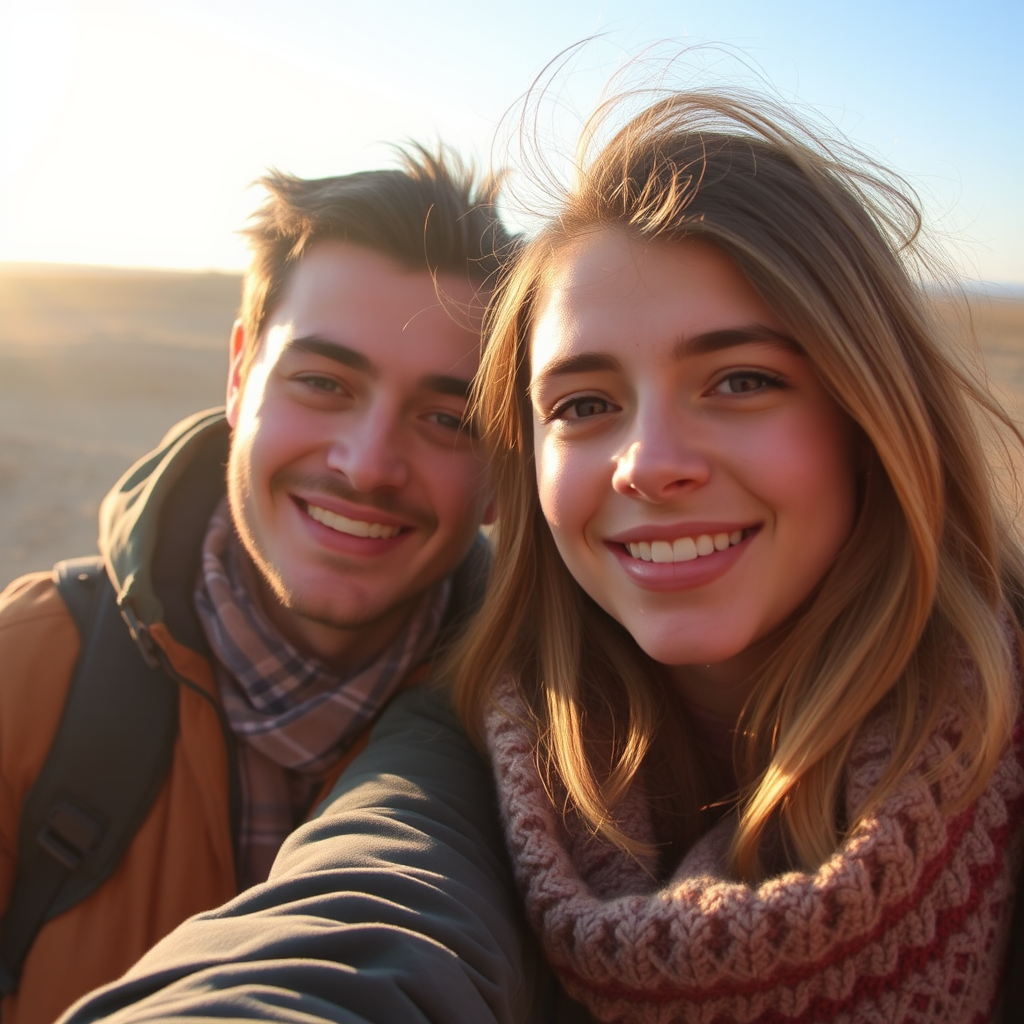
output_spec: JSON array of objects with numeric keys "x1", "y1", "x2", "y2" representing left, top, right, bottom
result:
[{"x1": 57, "y1": 686, "x2": 548, "y2": 1024}]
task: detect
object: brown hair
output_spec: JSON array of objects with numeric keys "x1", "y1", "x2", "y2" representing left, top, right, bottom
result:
[
  {"x1": 450, "y1": 91, "x2": 1024, "y2": 881},
  {"x1": 236, "y1": 145, "x2": 513, "y2": 381}
]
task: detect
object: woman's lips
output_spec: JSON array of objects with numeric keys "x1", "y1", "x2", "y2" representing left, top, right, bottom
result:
[
  {"x1": 624, "y1": 527, "x2": 753, "y2": 564},
  {"x1": 606, "y1": 526, "x2": 759, "y2": 591}
]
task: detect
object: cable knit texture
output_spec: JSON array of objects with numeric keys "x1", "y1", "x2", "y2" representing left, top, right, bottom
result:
[{"x1": 484, "y1": 678, "x2": 1024, "y2": 1023}]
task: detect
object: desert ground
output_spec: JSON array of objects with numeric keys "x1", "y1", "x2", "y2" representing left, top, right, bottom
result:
[
  {"x1": 0, "y1": 264, "x2": 240, "y2": 587},
  {"x1": 1, "y1": 263, "x2": 1023, "y2": 589}
]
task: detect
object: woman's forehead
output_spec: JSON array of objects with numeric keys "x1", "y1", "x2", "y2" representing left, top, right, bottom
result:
[{"x1": 529, "y1": 229, "x2": 783, "y2": 375}]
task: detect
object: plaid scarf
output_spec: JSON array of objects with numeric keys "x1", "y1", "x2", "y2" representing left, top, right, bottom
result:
[{"x1": 194, "y1": 500, "x2": 450, "y2": 888}]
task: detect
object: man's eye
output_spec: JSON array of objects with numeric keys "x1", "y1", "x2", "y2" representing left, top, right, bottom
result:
[
  {"x1": 429, "y1": 411, "x2": 463, "y2": 429},
  {"x1": 298, "y1": 374, "x2": 343, "y2": 394},
  {"x1": 425, "y1": 411, "x2": 477, "y2": 437},
  {"x1": 552, "y1": 396, "x2": 616, "y2": 420},
  {"x1": 712, "y1": 371, "x2": 785, "y2": 395}
]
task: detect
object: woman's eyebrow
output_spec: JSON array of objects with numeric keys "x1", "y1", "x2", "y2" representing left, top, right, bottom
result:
[
  {"x1": 530, "y1": 351, "x2": 621, "y2": 391},
  {"x1": 530, "y1": 327, "x2": 799, "y2": 393},
  {"x1": 674, "y1": 325, "x2": 801, "y2": 358}
]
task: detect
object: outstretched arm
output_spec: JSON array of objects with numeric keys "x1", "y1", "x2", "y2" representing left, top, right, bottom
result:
[{"x1": 58, "y1": 686, "x2": 545, "y2": 1024}]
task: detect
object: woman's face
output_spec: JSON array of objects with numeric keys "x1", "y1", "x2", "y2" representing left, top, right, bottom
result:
[{"x1": 529, "y1": 229, "x2": 859, "y2": 712}]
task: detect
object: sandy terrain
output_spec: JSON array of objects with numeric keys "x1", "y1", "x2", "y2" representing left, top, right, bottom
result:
[
  {"x1": 1, "y1": 264, "x2": 1023, "y2": 589},
  {"x1": 0, "y1": 264, "x2": 240, "y2": 586}
]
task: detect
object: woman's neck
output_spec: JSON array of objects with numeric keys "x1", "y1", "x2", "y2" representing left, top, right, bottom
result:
[{"x1": 667, "y1": 633, "x2": 781, "y2": 721}]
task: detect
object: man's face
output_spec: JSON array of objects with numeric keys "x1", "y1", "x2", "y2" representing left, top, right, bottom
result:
[{"x1": 226, "y1": 240, "x2": 492, "y2": 667}]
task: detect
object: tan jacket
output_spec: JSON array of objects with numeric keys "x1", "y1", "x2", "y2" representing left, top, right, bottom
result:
[{"x1": 0, "y1": 571, "x2": 238, "y2": 1024}]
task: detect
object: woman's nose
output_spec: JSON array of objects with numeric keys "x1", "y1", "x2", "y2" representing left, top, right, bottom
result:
[{"x1": 611, "y1": 410, "x2": 711, "y2": 501}]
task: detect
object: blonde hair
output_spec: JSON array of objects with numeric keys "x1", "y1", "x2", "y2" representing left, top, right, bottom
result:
[{"x1": 450, "y1": 91, "x2": 1024, "y2": 882}]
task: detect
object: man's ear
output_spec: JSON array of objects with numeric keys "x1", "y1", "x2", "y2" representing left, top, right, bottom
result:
[{"x1": 225, "y1": 319, "x2": 247, "y2": 428}]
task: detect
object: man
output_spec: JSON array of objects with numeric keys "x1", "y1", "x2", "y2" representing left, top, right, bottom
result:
[{"x1": 0, "y1": 148, "x2": 509, "y2": 1024}]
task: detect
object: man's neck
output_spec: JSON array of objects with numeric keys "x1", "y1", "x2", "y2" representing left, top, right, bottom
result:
[{"x1": 251, "y1": 572, "x2": 423, "y2": 672}]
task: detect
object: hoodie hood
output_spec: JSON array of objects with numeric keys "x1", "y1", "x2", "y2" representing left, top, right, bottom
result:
[{"x1": 99, "y1": 409, "x2": 230, "y2": 639}]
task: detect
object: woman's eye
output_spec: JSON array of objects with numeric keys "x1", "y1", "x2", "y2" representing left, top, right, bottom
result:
[
  {"x1": 554, "y1": 396, "x2": 616, "y2": 420},
  {"x1": 712, "y1": 371, "x2": 784, "y2": 395}
]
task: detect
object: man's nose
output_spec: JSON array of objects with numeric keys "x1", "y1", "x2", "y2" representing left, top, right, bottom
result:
[
  {"x1": 325, "y1": 407, "x2": 409, "y2": 492},
  {"x1": 611, "y1": 405, "x2": 711, "y2": 501}
]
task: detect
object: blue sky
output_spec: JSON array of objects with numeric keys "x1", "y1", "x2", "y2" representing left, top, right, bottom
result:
[{"x1": 1, "y1": 0, "x2": 1020, "y2": 284}]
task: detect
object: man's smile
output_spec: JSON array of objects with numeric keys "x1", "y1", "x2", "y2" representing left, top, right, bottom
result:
[{"x1": 302, "y1": 501, "x2": 404, "y2": 539}]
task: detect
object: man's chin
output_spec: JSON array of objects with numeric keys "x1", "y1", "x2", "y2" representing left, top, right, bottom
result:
[
  {"x1": 268, "y1": 576, "x2": 401, "y2": 631},
  {"x1": 282, "y1": 594, "x2": 391, "y2": 633},
  {"x1": 237, "y1": 528, "x2": 430, "y2": 658}
]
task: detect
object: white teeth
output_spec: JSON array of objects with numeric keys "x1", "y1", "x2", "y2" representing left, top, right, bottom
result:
[
  {"x1": 651, "y1": 540, "x2": 673, "y2": 563},
  {"x1": 627, "y1": 530, "x2": 747, "y2": 563},
  {"x1": 673, "y1": 537, "x2": 697, "y2": 561},
  {"x1": 306, "y1": 503, "x2": 400, "y2": 539}
]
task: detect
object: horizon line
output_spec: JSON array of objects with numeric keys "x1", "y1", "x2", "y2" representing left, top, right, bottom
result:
[{"x1": 2, "y1": 259, "x2": 1022, "y2": 298}]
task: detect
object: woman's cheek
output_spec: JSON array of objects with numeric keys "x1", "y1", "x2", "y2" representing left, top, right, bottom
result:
[{"x1": 535, "y1": 432, "x2": 572, "y2": 528}]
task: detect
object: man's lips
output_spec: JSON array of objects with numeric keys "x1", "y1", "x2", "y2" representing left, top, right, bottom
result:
[
  {"x1": 293, "y1": 497, "x2": 413, "y2": 541},
  {"x1": 304, "y1": 502, "x2": 402, "y2": 539}
]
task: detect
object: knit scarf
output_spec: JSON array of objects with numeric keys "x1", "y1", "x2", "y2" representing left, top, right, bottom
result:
[
  {"x1": 195, "y1": 500, "x2": 450, "y2": 887},
  {"x1": 485, "y1": 677, "x2": 1024, "y2": 1024}
]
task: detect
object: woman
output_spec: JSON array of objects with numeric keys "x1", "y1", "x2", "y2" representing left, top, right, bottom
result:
[{"x1": 451, "y1": 91, "x2": 1024, "y2": 1022}]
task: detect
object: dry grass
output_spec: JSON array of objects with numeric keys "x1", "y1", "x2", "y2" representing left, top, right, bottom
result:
[{"x1": 1, "y1": 264, "x2": 1022, "y2": 589}]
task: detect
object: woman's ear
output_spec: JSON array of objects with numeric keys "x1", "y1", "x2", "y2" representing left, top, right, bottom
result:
[{"x1": 225, "y1": 319, "x2": 247, "y2": 428}]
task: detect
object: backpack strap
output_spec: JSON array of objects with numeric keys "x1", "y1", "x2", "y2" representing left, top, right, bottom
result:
[{"x1": 0, "y1": 557, "x2": 179, "y2": 994}]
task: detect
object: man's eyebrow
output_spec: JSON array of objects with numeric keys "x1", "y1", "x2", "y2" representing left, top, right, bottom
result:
[
  {"x1": 674, "y1": 326, "x2": 801, "y2": 358},
  {"x1": 286, "y1": 336, "x2": 378, "y2": 377},
  {"x1": 286, "y1": 337, "x2": 472, "y2": 399},
  {"x1": 419, "y1": 374, "x2": 473, "y2": 399}
]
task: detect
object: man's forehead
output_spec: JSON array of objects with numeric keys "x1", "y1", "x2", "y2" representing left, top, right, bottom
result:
[
  {"x1": 282, "y1": 239, "x2": 486, "y2": 306},
  {"x1": 278, "y1": 241, "x2": 442, "y2": 312},
  {"x1": 260, "y1": 239, "x2": 481, "y2": 350}
]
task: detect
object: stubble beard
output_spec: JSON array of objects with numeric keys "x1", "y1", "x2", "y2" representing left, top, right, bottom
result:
[{"x1": 224, "y1": 456, "x2": 424, "y2": 637}]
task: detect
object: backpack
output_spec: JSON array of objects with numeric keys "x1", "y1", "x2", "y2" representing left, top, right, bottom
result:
[{"x1": 0, "y1": 557, "x2": 178, "y2": 995}]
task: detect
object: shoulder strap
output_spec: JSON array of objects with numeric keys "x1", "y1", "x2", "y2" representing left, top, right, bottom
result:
[{"x1": 0, "y1": 557, "x2": 180, "y2": 994}]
